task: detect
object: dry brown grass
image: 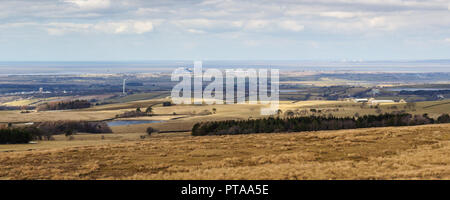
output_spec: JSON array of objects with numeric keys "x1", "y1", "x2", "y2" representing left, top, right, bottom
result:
[{"x1": 0, "y1": 124, "x2": 449, "y2": 180}]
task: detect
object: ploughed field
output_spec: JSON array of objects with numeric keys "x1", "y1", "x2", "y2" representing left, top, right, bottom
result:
[{"x1": 0, "y1": 124, "x2": 449, "y2": 180}]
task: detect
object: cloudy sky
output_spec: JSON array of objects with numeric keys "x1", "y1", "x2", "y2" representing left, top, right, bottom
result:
[{"x1": 1, "y1": 0, "x2": 450, "y2": 61}]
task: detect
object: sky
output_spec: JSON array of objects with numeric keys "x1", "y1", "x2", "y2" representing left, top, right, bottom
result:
[{"x1": 0, "y1": 0, "x2": 450, "y2": 61}]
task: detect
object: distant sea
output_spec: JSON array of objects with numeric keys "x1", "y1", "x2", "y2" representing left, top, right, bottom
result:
[{"x1": 0, "y1": 60, "x2": 449, "y2": 75}]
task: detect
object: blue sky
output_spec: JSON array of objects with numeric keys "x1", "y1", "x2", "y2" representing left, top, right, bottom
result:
[{"x1": 0, "y1": 0, "x2": 450, "y2": 61}]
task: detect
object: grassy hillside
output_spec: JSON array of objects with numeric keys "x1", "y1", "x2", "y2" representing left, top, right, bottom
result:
[{"x1": 0, "y1": 124, "x2": 449, "y2": 180}]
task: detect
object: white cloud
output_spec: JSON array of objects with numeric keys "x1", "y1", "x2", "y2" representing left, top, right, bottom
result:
[
  {"x1": 173, "y1": 19, "x2": 304, "y2": 33},
  {"x1": 64, "y1": 0, "x2": 111, "y2": 10},
  {"x1": 278, "y1": 20, "x2": 304, "y2": 32},
  {"x1": 319, "y1": 12, "x2": 363, "y2": 19},
  {"x1": 199, "y1": 0, "x2": 223, "y2": 6},
  {"x1": 172, "y1": 19, "x2": 247, "y2": 33},
  {"x1": 367, "y1": 17, "x2": 387, "y2": 28},
  {"x1": 132, "y1": 21, "x2": 154, "y2": 34},
  {"x1": 93, "y1": 21, "x2": 154, "y2": 34},
  {"x1": 0, "y1": 0, "x2": 449, "y2": 37},
  {"x1": 312, "y1": 15, "x2": 403, "y2": 33},
  {"x1": 46, "y1": 28, "x2": 67, "y2": 36},
  {"x1": 45, "y1": 22, "x2": 92, "y2": 35},
  {"x1": 44, "y1": 21, "x2": 155, "y2": 35},
  {"x1": 245, "y1": 20, "x2": 270, "y2": 30},
  {"x1": 174, "y1": 19, "x2": 215, "y2": 28},
  {"x1": 445, "y1": 38, "x2": 450, "y2": 43},
  {"x1": 231, "y1": 21, "x2": 244, "y2": 28},
  {"x1": 187, "y1": 29, "x2": 206, "y2": 34},
  {"x1": 244, "y1": 20, "x2": 270, "y2": 30},
  {"x1": 135, "y1": 8, "x2": 161, "y2": 16},
  {"x1": 366, "y1": 16, "x2": 402, "y2": 31}
]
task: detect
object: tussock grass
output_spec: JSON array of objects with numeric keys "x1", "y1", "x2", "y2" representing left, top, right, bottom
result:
[{"x1": 0, "y1": 124, "x2": 449, "y2": 180}]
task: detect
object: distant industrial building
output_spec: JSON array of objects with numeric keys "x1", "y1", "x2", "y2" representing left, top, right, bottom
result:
[
  {"x1": 122, "y1": 78, "x2": 127, "y2": 95},
  {"x1": 370, "y1": 100, "x2": 395, "y2": 105},
  {"x1": 371, "y1": 89, "x2": 380, "y2": 97},
  {"x1": 352, "y1": 98, "x2": 398, "y2": 105},
  {"x1": 353, "y1": 98, "x2": 369, "y2": 103}
]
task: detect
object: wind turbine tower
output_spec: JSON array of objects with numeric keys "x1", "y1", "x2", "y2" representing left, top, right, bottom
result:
[{"x1": 123, "y1": 78, "x2": 127, "y2": 95}]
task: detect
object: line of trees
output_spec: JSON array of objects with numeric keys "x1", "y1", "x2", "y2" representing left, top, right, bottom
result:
[
  {"x1": 0, "y1": 120, "x2": 113, "y2": 144},
  {"x1": 37, "y1": 100, "x2": 91, "y2": 111},
  {"x1": 115, "y1": 107, "x2": 153, "y2": 118},
  {"x1": 0, "y1": 106, "x2": 36, "y2": 111},
  {"x1": 32, "y1": 121, "x2": 112, "y2": 135},
  {"x1": 0, "y1": 128, "x2": 34, "y2": 144},
  {"x1": 192, "y1": 113, "x2": 450, "y2": 136}
]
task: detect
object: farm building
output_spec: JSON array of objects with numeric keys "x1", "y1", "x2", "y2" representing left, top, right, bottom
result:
[
  {"x1": 370, "y1": 100, "x2": 395, "y2": 105},
  {"x1": 353, "y1": 98, "x2": 369, "y2": 103}
]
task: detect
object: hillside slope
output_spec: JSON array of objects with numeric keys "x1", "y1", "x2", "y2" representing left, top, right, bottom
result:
[{"x1": 0, "y1": 124, "x2": 449, "y2": 180}]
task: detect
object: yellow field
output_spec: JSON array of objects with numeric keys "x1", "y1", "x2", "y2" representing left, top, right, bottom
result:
[
  {"x1": 0, "y1": 124, "x2": 449, "y2": 180},
  {"x1": 2, "y1": 99, "x2": 40, "y2": 106},
  {"x1": 3, "y1": 99, "x2": 449, "y2": 123},
  {"x1": 1, "y1": 97, "x2": 63, "y2": 106}
]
